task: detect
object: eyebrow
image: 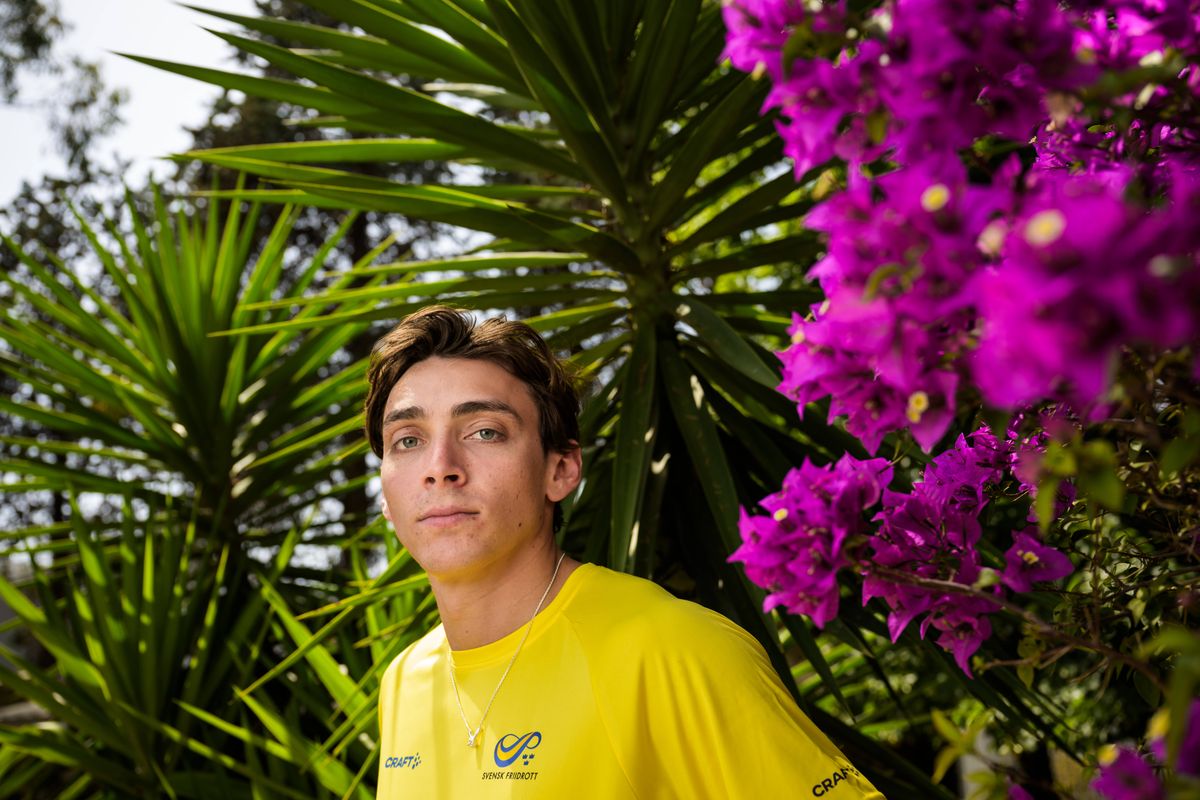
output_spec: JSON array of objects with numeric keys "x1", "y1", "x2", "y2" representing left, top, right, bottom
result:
[{"x1": 382, "y1": 399, "x2": 523, "y2": 427}]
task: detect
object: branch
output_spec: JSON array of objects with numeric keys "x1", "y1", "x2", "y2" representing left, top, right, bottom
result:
[{"x1": 868, "y1": 565, "x2": 1167, "y2": 691}]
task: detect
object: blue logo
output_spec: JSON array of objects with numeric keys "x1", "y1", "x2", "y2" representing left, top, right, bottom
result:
[
  {"x1": 384, "y1": 753, "x2": 421, "y2": 770},
  {"x1": 493, "y1": 731, "x2": 541, "y2": 768}
]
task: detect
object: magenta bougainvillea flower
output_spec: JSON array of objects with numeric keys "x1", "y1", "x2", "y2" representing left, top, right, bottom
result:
[
  {"x1": 922, "y1": 592, "x2": 999, "y2": 676},
  {"x1": 769, "y1": 53, "x2": 880, "y2": 177},
  {"x1": 1176, "y1": 699, "x2": 1200, "y2": 776},
  {"x1": 727, "y1": 0, "x2": 1200, "y2": 446},
  {"x1": 972, "y1": 169, "x2": 1200, "y2": 412},
  {"x1": 720, "y1": 0, "x2": 809, "y2": 80},
  {"x1": 881, "y1": 0, "x2": 1085, "y2": 161},
  {"x1": 729, "y1": 455, "x2": 893, "y2": 626},
  {"x1": 1001, "y1": 528, "x2": 1076, "y2": 592},
  {"x1": 1149, "y1": 699, "x2": 1200, "y2": 776},
  {"x1": 735, "y1": 428, "x2": 1074, "y2": 675},
  {"x1": 778, "y1": 295, "x2": 961, "y2": 453},
  {"x1": 778, "y1": 161, "x2": 1005, "y2": 453},
  {"x1": 1092, "y1": 700, "x2": 1200, "y2": 799},
  {"x1": 1091, "y1": 747, "x2": 1165, "y2": 800}
]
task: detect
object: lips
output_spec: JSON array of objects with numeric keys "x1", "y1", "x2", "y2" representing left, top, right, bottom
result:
[{"x1": 417, "y1": 507, "x2": 479, "y2": 526}]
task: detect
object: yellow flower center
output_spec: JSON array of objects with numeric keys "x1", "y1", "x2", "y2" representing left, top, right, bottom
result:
[
  {"x1": 920, "y1": 184, "x2": 950, "y2": 212},
  {"x1": 791, "y1": 328, "x2": 807, "y2": 345},
  {"x1": 1025, "y1": 209, "x2": 1066, "y2": 246},
  {"x1": 773, "y1": 508, "x2": 789, "y2": 522},
  {"x1": 1021, "y1": 550, "x2": 1040, "y2": 566},
  {"x1": 906, "y1": 391, "x2": 930, "y2": 423},
  {"x1": 977, "y1": 219, "x2": 1007, "y2": 257},
  {"x1": 1147, "y1": 709, "x2": 1170, "y2": 741}
]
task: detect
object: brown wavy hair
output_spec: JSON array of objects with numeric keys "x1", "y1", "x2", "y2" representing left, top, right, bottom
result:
[{"x1": 364, "y1": 305, "x2": 581, "y2": 459}]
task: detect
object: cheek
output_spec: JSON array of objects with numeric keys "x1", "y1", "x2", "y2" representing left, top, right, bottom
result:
[{"x1": 379, "y1": 465, "x2": 411, "y2": 509}]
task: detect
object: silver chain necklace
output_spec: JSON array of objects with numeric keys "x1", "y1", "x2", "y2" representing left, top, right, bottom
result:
[{"x1": 448, "y1": 551, "x2": 567, "y2": 748}]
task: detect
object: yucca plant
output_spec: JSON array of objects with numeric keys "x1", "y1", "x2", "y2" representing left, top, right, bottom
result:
[
  {"x1": 0, "y1": 189, "x2": 437, "y2": 796},
  {"x1": 0, "y1": 497, "x2": 435, "y2": 798},
  {"x1": 1, "y1": 189, "x2": 382, "y2": 532},
  {"x1": 114, "y1": 2, "x2": 973, "y2": 794}
]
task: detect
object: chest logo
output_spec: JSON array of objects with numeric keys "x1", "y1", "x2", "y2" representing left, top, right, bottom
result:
[
  {"x1": 383, "y1": 753, "x2": 421, "y2": 770},
  {"x1": 494, "y1": 731, "x2": 541, "y2": 768}
]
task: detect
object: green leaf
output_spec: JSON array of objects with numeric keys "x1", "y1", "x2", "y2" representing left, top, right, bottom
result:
[
  {"x1": 208, "y1": 29, "x2": 583, "y2": 179},
  {"x1": 674, "y1": 297, "x2": 778, "y2": 389},
  {"x1": 658, "y1": 342, "x2": 740, "y2": 552},
  {"x1": 1077, "y1": 466, "x2": 1125, "y2": 511},
  {"x1": 1035, "y1": 477, "x2": 1062, "y2": 532},
  {"x1": 1133, "y1": 669, "x2": 1162, "y2": 707},
  {"x1": 118, "y1": 54, "x2": 378, "y2": 116},
  {"x1": 609, "y1": 317, "x2": 657, "y2": 572},
  {"x1": 930, "y1": 708, "x2": 962, "y2": 746},
  {"x1": 493, "y1": 13, "x2": 625, "y2": 204},
  {"x1": 189, "y1": 2, "x2": 518, "y2": 91},
  {"x1": 932, "y1": 745, "x2": 962, "y2": 785},
  {"x1": 1161, "y1": 436, "x2": 1200, "y2": 477},
  {"x1": 0, "y1": 727, "x2": 142, "y2": 790},
  {"x1": 779, "y1": 615, "x2": 854, "y2": 719}
]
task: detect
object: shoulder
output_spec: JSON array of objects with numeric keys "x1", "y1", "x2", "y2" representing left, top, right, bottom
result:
[
  {"x1": 382, "y1": 623, "x2": 446, "y2": 685},
  {"x1": 566, "y1": 564, "x2": 769, "y2": 670}
]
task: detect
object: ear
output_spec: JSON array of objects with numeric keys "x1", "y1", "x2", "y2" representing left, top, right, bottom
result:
[
  {"x1": 545, "y1": 441, "x2": 583, "y2": 503},
  {"x1": 380, "y1": 495, "x2": 393, "y2": 525}
]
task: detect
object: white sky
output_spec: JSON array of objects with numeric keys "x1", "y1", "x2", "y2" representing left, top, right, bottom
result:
[{"x1": 0, "y1": 0, "x2": 258, "y2": 203}]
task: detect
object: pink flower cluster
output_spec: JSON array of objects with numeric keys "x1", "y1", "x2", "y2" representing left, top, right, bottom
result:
[
  {"x1": 778, "y1": 160, "x2": 1004, "y2": 451},
  {"x1": 723, "y1": 0, "x2": 1200, "y2": 451},
  {"x1": 732, "y1": 454, "x2": 894, "y2": 626},
  {"x1": 972, "y1": 168, "x2": 1200, "y2": 412},
  {"x1": 731, "y1": 427, "x2": 1074, "y2": 675},
  {"x1": 723, "y1": 0, "x2": 1098, "y2": 176}
]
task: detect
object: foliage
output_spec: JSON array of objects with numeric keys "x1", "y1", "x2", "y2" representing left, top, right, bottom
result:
[
  {"x1": 2, "y1": 189, "x2": 374, "y2": 529},
  {"x1": 722, "y1": 0, "x2": 1200, "y2": 795},
  {"x1": 0, "y1": 191, "x2": 434, "y2": 797}
]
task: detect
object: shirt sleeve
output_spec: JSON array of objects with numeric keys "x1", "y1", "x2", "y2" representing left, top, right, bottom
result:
[{"x1": 596, "y1": 601, "x2": 885, "y2": 800}]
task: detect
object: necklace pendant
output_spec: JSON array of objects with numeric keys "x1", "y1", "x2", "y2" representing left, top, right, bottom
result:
[{"x1": 467, "y1": 731, "x2": 478, "y2": 748}]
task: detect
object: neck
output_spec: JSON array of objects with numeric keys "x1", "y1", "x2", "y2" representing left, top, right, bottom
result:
[{"x1": 430, "y1": 539, "x2": 579, "y2": 651}]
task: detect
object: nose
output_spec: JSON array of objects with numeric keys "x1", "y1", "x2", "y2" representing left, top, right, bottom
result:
[{"x1": 424, "y1": 436, "x2": 466, "y2": 487}]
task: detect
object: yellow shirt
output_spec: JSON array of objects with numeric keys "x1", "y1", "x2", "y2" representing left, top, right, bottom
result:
[{"x1": 377, "y1": 563, "x2": 883, "y2": 799}]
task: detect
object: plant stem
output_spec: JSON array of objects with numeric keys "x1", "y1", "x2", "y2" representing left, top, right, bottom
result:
[{"x1": 868, "y1": 565, "x2": 1167, "y2": 691}]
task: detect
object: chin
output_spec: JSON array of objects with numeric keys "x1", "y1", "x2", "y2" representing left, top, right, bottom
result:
[{"x1": 410, "y1": 542, "x2": 494, "y2": 581}]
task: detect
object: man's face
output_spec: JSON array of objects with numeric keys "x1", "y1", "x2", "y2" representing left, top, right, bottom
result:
[{"x1": 378, "y1": 356, "x2": 580, "y2": 582}]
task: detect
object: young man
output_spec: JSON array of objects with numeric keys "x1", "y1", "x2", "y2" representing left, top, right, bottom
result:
[{"x1": 368, "y1": 306, "x2": 883, "y2": 798}]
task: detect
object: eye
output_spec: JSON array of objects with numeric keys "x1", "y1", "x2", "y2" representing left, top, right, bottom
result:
[
  {"x1": 396, "y1": 435, "x2": 421, "y2": 450},
  {"x1": 471, "y1": 428, "x2": 502, "y2": 442}
]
